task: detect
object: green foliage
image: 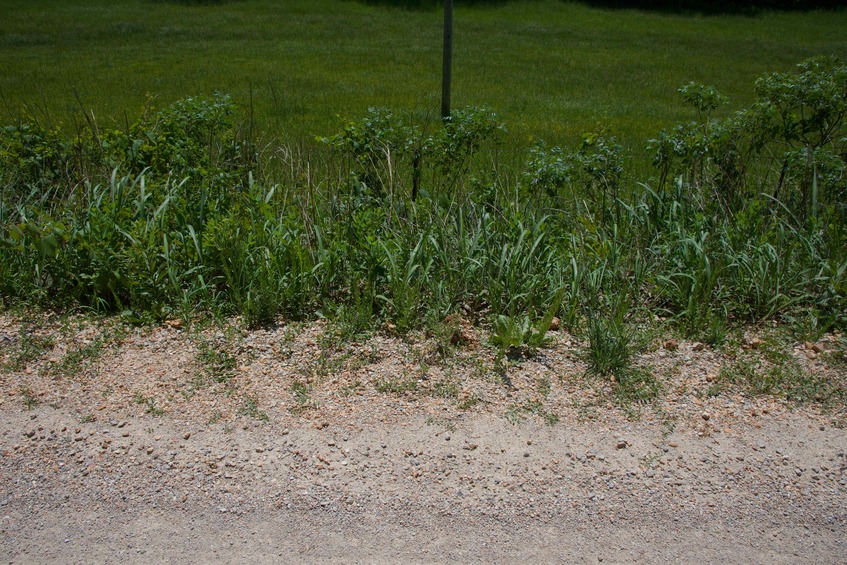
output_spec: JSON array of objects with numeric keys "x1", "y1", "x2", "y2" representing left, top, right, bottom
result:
[
  {"x1": 134, "y1": 392, "x2": 165, "y2": 416},
  {"x1": 57, "y1": 334, "x2": 108, "y2": 377},
  {"x1": 320, "y1": 105, "x2": 504, "y2": 201},
  {"x1": 239, "y1": 396, "x2": 269, "y2": 421},
  {"x1": 525, "y1": 132, "x2": 623, "y2": 225},
  {"x1": 290, "y1": 380, "x2": 317, "y2": 413},
  {"x1": 1, "y1": 59, "x2": 846, "y2": 413},
  {"x1": 650, "y1": 57, "x2": 847, "y2": 224},
  {"x1": 375, "y1": 375, "x2": 418, "y2": 394},
  {"x1": 0, "y1": 123, "x2": 72, "y2": 194},
  {"x1": 489, "y1": 314, "x2": 550, "y2": 356},
  {"x1": 4, "y1": 0, "x2": 844, "y2": 154},
  {"x1": 585, "y1": 317, "x2": 634, "y2": 378}
]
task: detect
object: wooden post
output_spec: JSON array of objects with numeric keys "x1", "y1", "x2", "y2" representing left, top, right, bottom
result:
[
  {"x1": 441, "y1": 0, "x2": 453, "y2": 120},
  {"x1": 412, "y1": 150, "x2": 421, "y2": 202}
]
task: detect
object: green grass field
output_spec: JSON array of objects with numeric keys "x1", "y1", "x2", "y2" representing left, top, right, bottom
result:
[{"x1": 2, "y1": 0, "x2": 846, "y2": 147}]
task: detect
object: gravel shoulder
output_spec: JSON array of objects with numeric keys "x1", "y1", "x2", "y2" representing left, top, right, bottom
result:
[{"x1": 1, "y1": 313, "x2": 846, "y2": 563}]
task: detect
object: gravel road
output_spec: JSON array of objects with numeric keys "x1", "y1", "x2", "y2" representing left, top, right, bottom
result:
[
  {"x1": 1, "y1": 314, "x2": 845, "y2": 562},
  {"x1": 2, "y1": 406, "x2": 845, "y2": 563}
]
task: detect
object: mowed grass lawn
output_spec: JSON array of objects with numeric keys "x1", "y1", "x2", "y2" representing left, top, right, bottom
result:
[{"x1": 1, "y1": 0, "x2": 846, "y2": 148}]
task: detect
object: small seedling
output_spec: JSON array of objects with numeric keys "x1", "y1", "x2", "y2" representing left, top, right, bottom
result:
[
  {"x1": 430, "y1": 379, "x2": 459, "y2": 399},
  {"x1": 290, "y1": 380, "x2": 318, "y2": 413},
  {"x1": 196, "y1": 338, "x2": 237, "y2": 383},
  {"x1": 19, "y1": 386, "x2": 39, "y2": 410},
  {"x1": 457, "y1": 394, "x2": 481, "y2": 410},
  {"x1": 505, "y1": 399, "x2": 558, "y2": 425},
  {"x1": 375, "y1": 376, "x2": 418, "y2": 395},
  {"x1": 134, "y1": 392, "x2": 164, "y2": 416},
  {"x1": 538, "y1": 376, "x2": 552, "y2": 398},
  {"x1": 240, "y1": 397, "x2": 269, "y2": 421}
]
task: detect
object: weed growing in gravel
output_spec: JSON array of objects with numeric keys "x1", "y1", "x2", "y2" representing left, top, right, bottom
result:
[
  {"x1": 585, "y1": 318, "x2": 633, "y2": 378},
  {"x1": 506, "y1": 399, "x2": 559, "y2": 425},
  {"x1": 430, "y1": 379, "x2": 459, "y2": 399},
  {"x1": 196, "y1": 338, "x2": 237, "y2": 384},
  {"x1": 718, "y1": 345, "x2": 845, "y2": 407},
  {"x1": 239, "y1": 397, "x2": 269, "y2": 421},
  {"x1": 303, "y1": 332, "x2": 353, "y2": 380},
  {"x1": 5, "y1": 326, "x2": 54, "y2": 371},
  {"x1": 657, "y1": 408, "x2": 677, "y2": 437},
  {"x1": 274, "y1": 324, "x2": 301, "y2": 361},
  {"x1": 705, "y1": 380, "x2": 729, "y2": 398},
  {"x1": 429, "y1": 317, "x2": 464, "y2": 360},
  {"x1": 456, "y1": 393, "x2": 481, "y2": 411},
  {"x1": 134, "y1": 392, "x2": 164, "y2": 416},
  {"x1": 583, "y1": 315, "x2": 660, "y2": 406},
  {"x1": 489, "y1": 314, "x2": 552, "y2": 358},
  {"x1": 538, "y1": 376, "x2": 552, "y2": 398},
  {"x1": 823, "y1": 337, "x2": 847, "y2": 368},
  {"x1": 290, "y1": 380, "x2": 317, "y2": 413},
  {"x1": 640, "y1": 451, "x2": 664, "y2": 469},
  {"x1": 18, "y1": 385, "x2": 39, "y2": 410},
  {"x1": 787, "y1": 308, "x2": 838, "y2": 343},
  {"x1": 347, "y1": 344, "x2": 382, "y2": 371},
  {"x1": 614, "y1": 367, "x2": 661, "y2": 406},
  {"x1": 572, "y1": 397, "x2": 600, "y2": 423},
  {"x1": 340, "y1": 379, "x2": 364, "y2": 397},
  {"x1": 425, "y1": 415, "x2": 456, "y2": 432},
  {"x1": 57, "y1": 334, "x2": 112, "y2": 378},
  {"x1": 375, "y1": 376, "x2": 418, "y2": 395},
  {"x1": 698, "y1": 313, "x2": 728, "y2": 348},
  {"x1": 51, "y1": 318, "x2": 128, "y2": 378}
]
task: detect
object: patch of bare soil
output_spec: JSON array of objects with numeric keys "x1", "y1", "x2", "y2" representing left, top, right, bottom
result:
[{"x1": 1, "y1": 313, "x2": 845, "y2": 563}]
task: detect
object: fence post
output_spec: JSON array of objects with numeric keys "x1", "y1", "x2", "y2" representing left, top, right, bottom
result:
[{"x1": 441, "y1": 0, "x2": 453, "y2": 120}]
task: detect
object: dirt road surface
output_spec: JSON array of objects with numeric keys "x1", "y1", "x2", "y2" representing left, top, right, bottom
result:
[{"x1": 1, "y1": 315, "x2": 845, "y2": 563}]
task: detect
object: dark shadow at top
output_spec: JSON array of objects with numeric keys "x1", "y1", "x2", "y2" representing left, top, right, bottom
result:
[
  {"x1": 355, "y1": 0, "x2": 843, "y2": 15},
  {"x1": 571, "y1": 0, "x2": 843, "y2": 16},
  {"x1": 147, "y1": 0, "x2": 247, "y2": 5},
  {"x1": 355, "y1": 0, "x2": 508, "y2": 11}
]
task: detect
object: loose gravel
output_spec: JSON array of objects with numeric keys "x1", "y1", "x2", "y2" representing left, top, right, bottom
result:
[{"x1": 1, "y1": 312, "x2": 845, "y2": 563}]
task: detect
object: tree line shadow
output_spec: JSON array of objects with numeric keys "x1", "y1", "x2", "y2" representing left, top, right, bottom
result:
[
  {"x1": 357, "y1": 0, "x2": 843, "y2": 15},
  {"x1": 148, "y1": 0, "x2": 844, "y2": 16}
]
